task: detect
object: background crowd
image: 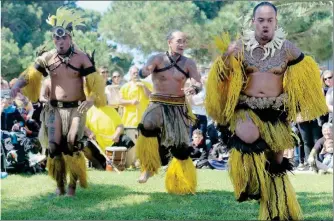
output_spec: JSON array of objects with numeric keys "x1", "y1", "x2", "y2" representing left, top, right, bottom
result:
[
  {"x1": 1, "y1": 65, "x2": 332, "y2": 175},
  {"x1": 1, "y1": 1, "x2": 333, "y2": 177}
]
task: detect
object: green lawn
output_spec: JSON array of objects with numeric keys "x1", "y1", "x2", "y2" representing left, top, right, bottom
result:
[{"x1": 1, "y1": 169, "x2": 333, "y2": 220}]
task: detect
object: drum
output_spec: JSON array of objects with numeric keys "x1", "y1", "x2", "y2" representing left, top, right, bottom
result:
[
  {"x1": 105, "y1": 146, "x2": 127, "y2": 171},
  {"x1": 124, "y1": 127, "x2": 139, "y2": 168}
]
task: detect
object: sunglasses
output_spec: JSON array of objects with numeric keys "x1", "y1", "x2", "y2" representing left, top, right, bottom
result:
[
  {"x1": 324, "y1": 76, "x2": 333, "y2": 81},
  {"x1": 112, "y1": 76, "x2": 121, "y2": 78}
]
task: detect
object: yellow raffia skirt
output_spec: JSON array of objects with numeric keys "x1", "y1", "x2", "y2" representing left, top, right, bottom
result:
[
  {"x1": 227, "y1": 96, "x2": 302, "y2": 220},
  {"x1": 135, "y1": 94, "x2": 197, "y2": 195}
]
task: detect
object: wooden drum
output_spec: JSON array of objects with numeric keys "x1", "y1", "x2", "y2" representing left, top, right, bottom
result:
[{"x1": 105, "y1": 146, "x2": 127, "y2": 171}]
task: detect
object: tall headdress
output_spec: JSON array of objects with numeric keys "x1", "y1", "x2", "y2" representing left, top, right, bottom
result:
[{"x1": 46, "y1": 7, "x2": 86, "y2": 37}]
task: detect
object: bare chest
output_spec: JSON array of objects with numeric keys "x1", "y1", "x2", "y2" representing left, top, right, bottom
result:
[
  {"x1": 47, "y1": 55, "x2": 83, "y2": 80},
  {"x1": 154, "y1": 56, "x2": 188, "y2": 82},
  {"x1": 243, "y1": 47, "x2": 289, "y2": 75}
]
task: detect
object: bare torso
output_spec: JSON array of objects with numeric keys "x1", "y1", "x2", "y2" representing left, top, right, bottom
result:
[
  {"x1": 151, "y1": 53, "x2": 189, "y2": 96},
  {"x1": 47, "y1": 50, "x2": 87, "y2": 101},
  {"x1": 243, "y1": 72, "x2": 283, "y2": 97},
  {"x1": 241, "y1": 42, "x2": 296, "y2": 97}
]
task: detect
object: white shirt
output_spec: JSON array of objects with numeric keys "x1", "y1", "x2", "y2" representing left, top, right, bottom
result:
[
  {"x1": 190, "y1": 87, "x2": 206, "y2": 116},
  {"x1": 105, "y1": 85, "x2": 121, "y2": 107}
]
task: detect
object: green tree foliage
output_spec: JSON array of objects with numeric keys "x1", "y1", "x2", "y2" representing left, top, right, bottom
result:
[
  {"x1": 275, "y1": 1, "x2": 333, "y2": 62},
  {"x1": 99, "y1": 2, "x2": 207, "y2": 56},
  {"x1": 76, "y1": 9, "x2": 102, "y2": 33},
  {"x1": 1, "y1": 0, "x2": 78, "y2": 79},
  {"x1": 72, "y1": 31, "x2": 133, "y2": 73},
  {"x1": 1, "y1": 28, "x2": 21, "y2": 80},
  {"x1": 1, "y1": 1, "x2": 332, "y2": 82},
  {"x1": 1, "y1": 0, "x2": 133, "y2": 79},
  {"x1": 192, "y1": 1, "x2": 226, "y2": 19},
  {"x1": 99, "y1": 1, "x2": 332, "y2": 64},
  {"x1": 1, "y1": 0, "x2": 70, "y2": 48}
]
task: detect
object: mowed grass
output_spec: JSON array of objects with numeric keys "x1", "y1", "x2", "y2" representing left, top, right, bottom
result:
[{"x1": 1, "y1": 169, "x2": 333, "y2": 220}]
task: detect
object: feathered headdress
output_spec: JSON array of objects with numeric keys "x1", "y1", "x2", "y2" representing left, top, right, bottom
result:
[{"x1": 46, "y1": 7, "x2": 86, "y2": 36}]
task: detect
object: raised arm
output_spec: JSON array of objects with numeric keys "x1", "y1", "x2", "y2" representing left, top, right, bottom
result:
[
  {"x1": 205, "y1": 34, "x2": 244, "y2": 125},
  {"x1": 11, "y1": 51, "x2": 52, "y2": 101},
  {"x1": 139, "y1": 54, "x2": 160, "y2": 79}
]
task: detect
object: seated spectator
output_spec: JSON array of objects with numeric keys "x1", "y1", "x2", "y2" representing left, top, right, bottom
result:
[
  {"x1": 208, "y1": 141, "x2": 229, "y2": 170},
  {"x1": 207, "y1": 120, "x2": 220, "y2": 146},
  {"x1": 24, "y1": 119, "x2": 40, "y2": 138},
  {"x1": 319, "y1": 139, "x2": 333, "y2": 168},
  {"x1": 84, "y1": 105, "x2": 134, "y2": 170},
  {"x1": 308, "y1": 122, "x2": 333, "y2": 174},
  {"x1": 190, "y1": 129, "x2": 209, "y2": 169},
  {"x1": 1, "y1": 95, "x2": 25, "y2": 131}
]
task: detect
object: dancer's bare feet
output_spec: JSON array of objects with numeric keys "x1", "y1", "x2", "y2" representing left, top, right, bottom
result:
[
  {"x1": 67, "y1": 185, "x2": 76, "y2": 197},
  {"x1": 137, "y1": 171, "x2": 152, "y2": 183}
]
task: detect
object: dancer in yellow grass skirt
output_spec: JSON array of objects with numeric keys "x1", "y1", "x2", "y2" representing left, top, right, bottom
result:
[
  {"x1": 135, "y1": 30, "x2": 202, "y2": 195},
  {"x1": 205, "y1": 2, "x2": 327, "y2": 220}
]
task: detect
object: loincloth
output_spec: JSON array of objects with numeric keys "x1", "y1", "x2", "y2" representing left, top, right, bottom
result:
[
  {"x1": 139, "y1": 94, "x2": 195, "y2": 148},
  {"x1": 229, "y1": 93, "x2": 294, "y2": 152},
  {"x1": 40, "y1": 100, "x2": 86, "y2": 141}
]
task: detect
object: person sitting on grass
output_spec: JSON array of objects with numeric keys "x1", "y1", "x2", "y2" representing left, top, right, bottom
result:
[
  {"x1": 308, "y1": 122, "x2": 333, "y2": 174},
  {"x1": 208, "y1": 140, "x2": 229, "y2": 170},
  {"x1": 190, "y1": 129, "x2": 209, "y2": 169}
]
